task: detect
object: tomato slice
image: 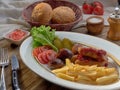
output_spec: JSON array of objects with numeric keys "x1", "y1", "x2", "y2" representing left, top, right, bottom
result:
[
  {"x1": 40, "y1": 52, "x2": 49, "y2": 63},
  {"x1": 46, "y1": 50, "x2": 57, "y2": 62},
  {"x1": 37, "y1": 53, "x2": 48, "y2": 64},
  {"x1": 37, "y1": 53, "x2": 47, "y2": 64},
  {"x1": 38, "y1": 46, "x2": 51, "y2": 52},
  {"x1": 32, "y1": 46, "x2": 57, "y2": 64},
  {"x1": 32, "y1": 48, "x2": 40, "y2": 57},
  {"x1": 38, "y1": 46, "x2": 47, "y2": 53},
  {"x1": 33, "y1": 46, "x2": 50, "y2": 57}
]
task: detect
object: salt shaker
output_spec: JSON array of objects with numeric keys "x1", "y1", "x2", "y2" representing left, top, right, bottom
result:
[{"x1": 107, "y1": 6, "x2": 120, "y2": 40}]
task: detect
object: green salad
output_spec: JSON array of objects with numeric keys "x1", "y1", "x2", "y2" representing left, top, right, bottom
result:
[{"x1": 30, "y1": 25, "x2": 58, "y2": 52}]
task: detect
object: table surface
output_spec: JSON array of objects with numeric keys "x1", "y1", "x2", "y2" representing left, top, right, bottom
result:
[{"x1": 1, "y1": 26, "x2": 120, "y2": 90}]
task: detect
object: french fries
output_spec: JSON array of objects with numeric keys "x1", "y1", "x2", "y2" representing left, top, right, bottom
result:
[{"x1": 52, "y1": 59, "x2": 119, "y2": 85}]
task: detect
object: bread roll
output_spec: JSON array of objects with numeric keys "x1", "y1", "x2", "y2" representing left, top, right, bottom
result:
[
  {"x1": 31, "y1": 2, "x2": 52, "y2": 24},
  {"x1": 52, "y1": 6, "x2": 75, "y2": 24}
]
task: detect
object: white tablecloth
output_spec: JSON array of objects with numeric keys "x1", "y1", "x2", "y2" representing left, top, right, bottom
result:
[{"x1": 0, "y1": 0, "x2": 118, "y2": 39}]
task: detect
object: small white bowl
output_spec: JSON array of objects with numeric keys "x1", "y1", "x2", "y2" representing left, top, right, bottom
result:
[{"x1": 4, "y1": 29, "x2": 30, "y2": 45}]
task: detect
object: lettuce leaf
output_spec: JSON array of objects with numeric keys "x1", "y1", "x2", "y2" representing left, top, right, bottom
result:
[{"x1": 30, "y1": 25, "x2": 58, "y2": 52}]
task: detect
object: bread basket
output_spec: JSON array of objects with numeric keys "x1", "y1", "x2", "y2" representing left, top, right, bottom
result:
[{"x1": 22, "y1": 0, "x2": 82, "y2": 31}]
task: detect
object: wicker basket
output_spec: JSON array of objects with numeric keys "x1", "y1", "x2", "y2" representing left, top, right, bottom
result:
[{"x1": 22, "y1": 0, "x2": 82, "y2": 31}]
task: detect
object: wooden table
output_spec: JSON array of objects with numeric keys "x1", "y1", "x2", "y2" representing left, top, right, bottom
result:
[{"x1": 1, "y1": 26, "x2": 120, "y2": 90}]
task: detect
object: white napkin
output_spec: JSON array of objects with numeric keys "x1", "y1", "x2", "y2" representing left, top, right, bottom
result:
[{"x1": 0, "y1": 0, "x2": 118, "y2": 39}]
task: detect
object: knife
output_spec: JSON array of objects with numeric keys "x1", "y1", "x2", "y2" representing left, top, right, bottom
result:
[
  {"x1": 11, "y1": 55, "x2": 20, "y2": 90},
  {"x1": 118, "y1": 0, "x2": 120, "y2": 6}
]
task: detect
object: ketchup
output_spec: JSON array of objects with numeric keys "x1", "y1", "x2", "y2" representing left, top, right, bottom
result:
[{"x1": 8, "y1": 29, "x2": 26, "y2": 41}]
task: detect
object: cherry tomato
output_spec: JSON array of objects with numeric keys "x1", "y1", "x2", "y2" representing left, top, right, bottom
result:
[
  {"x1": 93, "y1": 5, "x2": 104, "y2": 15},
  {"x1": 82, "y1": 3, "x2": 93, "y2": 14},
  {"x1": 93, "y1": 1, "x2": 103, "y2": 8}
]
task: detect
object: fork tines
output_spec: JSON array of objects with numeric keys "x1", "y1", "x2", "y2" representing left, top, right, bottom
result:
[{"x1": 0, "y1": 48, "x2": 9, "y2": 66}]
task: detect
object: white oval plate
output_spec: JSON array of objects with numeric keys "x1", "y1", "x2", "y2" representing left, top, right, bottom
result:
[{"x1": 20, "y1": 31, "x2": 120, "y2": 90}]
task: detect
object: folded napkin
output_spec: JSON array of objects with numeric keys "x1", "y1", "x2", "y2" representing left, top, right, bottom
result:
[{"x1": 0, "y1": 0, "x2": 118, "y2": 40}]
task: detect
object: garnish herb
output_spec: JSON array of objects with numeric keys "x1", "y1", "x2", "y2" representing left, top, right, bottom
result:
[{"x1": 31, "y1": 25, "x2": 58, "y2": 52}]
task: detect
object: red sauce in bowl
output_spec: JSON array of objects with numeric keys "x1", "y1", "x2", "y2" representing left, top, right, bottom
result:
[{"x1": 8, "y1": 29, "x2": 26, "y2": 41}]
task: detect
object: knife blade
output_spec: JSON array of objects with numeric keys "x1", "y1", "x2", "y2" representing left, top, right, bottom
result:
[{"x1": 11, "y1": 55, "x2": 20, "y2": 90}]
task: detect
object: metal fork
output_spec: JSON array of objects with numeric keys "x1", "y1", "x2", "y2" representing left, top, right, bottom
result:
[{"x1": 0, "y1": 48, "x2": 9, "y2": 90}]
